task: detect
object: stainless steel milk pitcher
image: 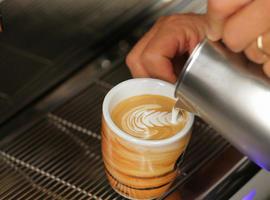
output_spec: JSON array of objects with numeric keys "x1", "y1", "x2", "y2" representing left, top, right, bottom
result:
[{"x1": 175, "y1": 39, "x2": 270, "y2": 170}]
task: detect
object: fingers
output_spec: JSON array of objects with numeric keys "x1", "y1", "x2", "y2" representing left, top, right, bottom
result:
[
  {"x1": 263, "y1": 61, "x2": 270, "y2": 77},
  {"x1": 260, "y1": 31, "x2": 270, "y2": 77},
  {"x1": 244, "y1": 30, "x2": 270, "y2": 78},
  {"x1": 126, "y1": 19, "x2": 163, "y2": 77},
  {"x1": 223, "y1": 0, "x2": 270, "y2": 52},
  {"x1": 244, "y1": 30, "x2": 270, "y2": 64},
  {"x1": 244, "y1": 40, "x2": 268, "y2": 64},
  {"x1": 141, "y1": 32, "x2": 179, "y2": 82},
  {"x1": 258, "y1": 30, "x2": 270, "y2": 56},
  {"x1": 206, "y1": 0, "x2": 252, "y2": 41},
  {"x1": 141, "y1": 15, "x2": 207, "y2": 83},
  {"x1": 126, "y1": 14, "x2": 208, "y2": 83}
]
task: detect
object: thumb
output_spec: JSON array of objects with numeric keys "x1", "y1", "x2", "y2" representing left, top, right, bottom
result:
[{"x1": 206, "y1": 0, "x2": 253, "y2": 41}]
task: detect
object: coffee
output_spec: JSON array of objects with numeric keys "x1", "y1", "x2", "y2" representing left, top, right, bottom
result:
[
  {"x1": 111, "y1": 94, "x2": 187, "y2": 140},
  {"x1": 102, "y1": 78, "x2": 194, "y2": 200}
]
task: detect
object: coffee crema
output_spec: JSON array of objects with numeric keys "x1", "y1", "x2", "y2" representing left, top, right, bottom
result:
[{"x1": 111, "y1": 94, "x2": 187, "y2": 140}]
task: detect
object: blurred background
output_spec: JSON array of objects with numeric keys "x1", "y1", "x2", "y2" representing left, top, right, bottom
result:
[{"x1": 0, "y1": 0, "x2": 206, "y2": 125}]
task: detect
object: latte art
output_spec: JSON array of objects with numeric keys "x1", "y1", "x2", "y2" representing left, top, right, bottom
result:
[
  {"x1": 103, "y1": 80, "x2": 193, "y2": 200},
  {"x1": 121, "y1": 104, "x2": 182, "y2": 139},
  {"x1": 112, "y1": 94, "x2": 187, "y2": 140}
]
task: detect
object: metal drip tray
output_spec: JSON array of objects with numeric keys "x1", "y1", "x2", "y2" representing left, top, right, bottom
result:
[{"x1": 0, "y1": 82, "x2": 229, "y2": 200}]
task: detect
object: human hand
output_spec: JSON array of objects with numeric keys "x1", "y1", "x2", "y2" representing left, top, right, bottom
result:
[
  {"x1": 206, "y1": 0, "x2": 270, "y2": 77},
  {"x1": 126, "y1": 14, "x2": 208, "y2": 83}
]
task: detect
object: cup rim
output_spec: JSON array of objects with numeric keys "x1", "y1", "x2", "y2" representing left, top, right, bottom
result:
[{"x1": 102, "y1": 78, "x2": 194, "y2": 147}]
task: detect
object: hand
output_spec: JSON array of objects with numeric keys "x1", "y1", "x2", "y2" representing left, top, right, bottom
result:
[
  {"x1": 206, "y1": 0, "x2": 270, "y2": 77},
  {"x1": 126, "y1": 14, "x2": 208, "y2": 83}
]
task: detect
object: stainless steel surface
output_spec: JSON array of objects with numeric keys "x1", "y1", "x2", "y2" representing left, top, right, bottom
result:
[
  {"x1": 230, "y1": 170, "x2": 270, "y2": 200},
  {"x1": 174, "y1": 149, "x2": 257, "y2": 200},
  {"x1": 175, "y1": 39, "x2": 270, "y2": 171}
]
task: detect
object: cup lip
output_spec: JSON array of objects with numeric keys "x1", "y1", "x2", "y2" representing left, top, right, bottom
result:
[{"x1": 102, "y1": 78, "x2": 194, "y2": 147}]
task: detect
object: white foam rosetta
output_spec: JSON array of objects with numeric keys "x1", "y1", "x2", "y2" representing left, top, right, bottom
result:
[{"x1": 121, "y1": 104, "x2": 183, "y2": 139}]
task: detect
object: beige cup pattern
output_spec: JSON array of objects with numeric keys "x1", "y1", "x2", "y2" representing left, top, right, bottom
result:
[{"x1": 102, "y1": 117, "x2": 191, "y2": 199}]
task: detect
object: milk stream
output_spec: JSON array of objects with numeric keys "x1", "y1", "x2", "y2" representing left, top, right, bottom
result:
[{"x1": 171, "y1": 107, "x2": 181, "y2": 124}]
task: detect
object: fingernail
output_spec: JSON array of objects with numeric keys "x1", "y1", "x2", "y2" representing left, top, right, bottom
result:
[
  {"x1": 260, "y1": 55, "x2": 269, "y2": 64},
  {"x1": 205, "y1": 20, "x2": 223, "y2": 42},
  {"x1": 206, "y1": 29, "x2": 220, "y2": 42},
  {"x1": 263, "y1": 63, "x2": 270, "y2": 77}
]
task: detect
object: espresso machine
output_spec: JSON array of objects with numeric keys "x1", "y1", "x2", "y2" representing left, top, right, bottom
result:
[{"x1": 0, "y1": 0, "x2": 268, "y2": 199}]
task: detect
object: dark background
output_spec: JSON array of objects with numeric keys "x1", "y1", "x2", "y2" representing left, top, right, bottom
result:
[{"x1": 0, "y1": 0, "x2": 159, "y2": 124}]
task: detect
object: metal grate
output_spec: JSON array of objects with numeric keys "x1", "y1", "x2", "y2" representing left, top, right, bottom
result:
[
  {"x1": 101, "y1": 64, "x2": 132, "y2": 85},
  {"x1": 0, "y1": 119, "x2": 121, "y2": 200},
  {"x1": 51, "y1": 83, "x2": 109, "y2": 134},
  {"x1": 0, "y1": 82, "x2": 229, "y2": 200}
]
